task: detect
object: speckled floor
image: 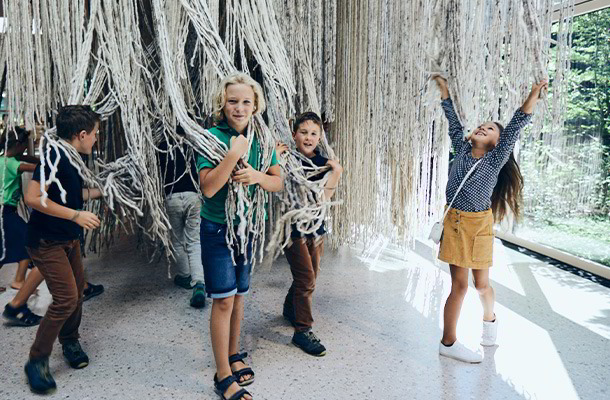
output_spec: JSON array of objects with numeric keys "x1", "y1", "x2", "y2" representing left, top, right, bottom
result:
[{"x1": 1, "y1": 235, "x2": 608, "y2": 400}]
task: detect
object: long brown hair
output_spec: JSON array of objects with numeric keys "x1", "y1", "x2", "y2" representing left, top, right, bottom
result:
[{"x1": 491, "y1": 122, "x2": 524, "y2": 222}]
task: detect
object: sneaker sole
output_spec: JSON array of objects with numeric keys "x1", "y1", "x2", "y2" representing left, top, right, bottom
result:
[
  {"x1": 439, "y1": 351, "x2": 483, "y2": 364},
  {"x1": 83, "y1": 290, "x2": 103, "y2": 302},
  {"x1": 190, "y1": 296, "x2": 206, "y2": 309},
  {"x1": 28, "y1": 385, "x2": 57, "y2": 395},
  {"x1": 3, "y1": 313, "x2": 41, "y2": 327},
  {"x1": 291, "y1": 341, "x2": 326, "y2": 357},
  {"x1": 70, "y1": 361, "x2": 89, "y2": 369}
]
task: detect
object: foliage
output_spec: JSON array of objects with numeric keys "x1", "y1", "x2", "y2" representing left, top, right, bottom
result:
[{"x1": 520, "y1": 8, "x2": 610, "y2": 219}]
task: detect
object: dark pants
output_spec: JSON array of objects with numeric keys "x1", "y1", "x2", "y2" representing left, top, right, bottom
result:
[
  {"x1": 283, "y1": 237, "x2": 324, "y2": 332},
  {"x1": 26, "y1": 239, "x2": 85, "y2": 360}
]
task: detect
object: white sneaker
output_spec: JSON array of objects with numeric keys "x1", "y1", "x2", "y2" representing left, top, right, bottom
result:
[
  {"x1": 439, "y1": 340, "x2": 484, "y2": 363},
  {"x1": 481, "y1": 317, "x2": 498, "y2": 346}
]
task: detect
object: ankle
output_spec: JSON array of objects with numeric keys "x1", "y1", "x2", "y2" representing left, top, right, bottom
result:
[
  {"x1": 483, "y1": 313, "x2": 496, "y2": 322},
  {"x1": 8, "y1": 300, "x2": 22, "y2": 308}
]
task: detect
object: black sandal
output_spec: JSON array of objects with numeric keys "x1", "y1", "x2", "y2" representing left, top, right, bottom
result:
[
  {"x1": 229, "y1": 352, "x2": 255, "y2": 386},
  {"x1": 2, "y1": 304, "x2": 43, "y2": 327},
  {"x1": 214, "y1": 374, "x2": 252, "y2": 400}
]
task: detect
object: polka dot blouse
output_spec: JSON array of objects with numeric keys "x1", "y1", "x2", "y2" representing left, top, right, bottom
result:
[{"x1": 441, "y1": 98, "x2": 532, "y2": 212}]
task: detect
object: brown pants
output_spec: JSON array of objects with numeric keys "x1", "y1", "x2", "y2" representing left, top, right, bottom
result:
[
  {"x1": 26, "y1": 239, "x2": 85, "y2": 360},
  {"x1": 284, "y1": 237, "x2": 324, "y2": 332}
]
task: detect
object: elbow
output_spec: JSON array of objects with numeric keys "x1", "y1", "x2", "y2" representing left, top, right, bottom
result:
[
  {"x1": 202, "y1": 185, "x2": 217, "y2": 199},
  {"x1": 24, "y1": 194, "x2": 36, "y2": 208},
  {"x1": 270, "y1": 177, "x2": 283, "y2": 193}
]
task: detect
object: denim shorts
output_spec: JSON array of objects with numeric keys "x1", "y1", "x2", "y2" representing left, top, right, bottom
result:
[{"x1": 200, "y1": 218, "x2": 253, "y2": 298}]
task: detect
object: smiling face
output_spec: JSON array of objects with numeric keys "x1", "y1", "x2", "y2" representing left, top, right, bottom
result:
[
  {"x1": 223, "y1": 83, "x2": 255, "y2": 134},
  {"x1": 293, "y1": 120, "x2": 321, "y2": 157},
  {"x1": 470, "y1": 122, "x2": 501, "y2": 149}
]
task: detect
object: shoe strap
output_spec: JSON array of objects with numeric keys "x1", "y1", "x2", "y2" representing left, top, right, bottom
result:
[
  {"x1": 228, "y1": 352, "x2": 248, "y2": 365},
  {"x1": 215, "y1": 374, "x2": 237, "y2": 393}
]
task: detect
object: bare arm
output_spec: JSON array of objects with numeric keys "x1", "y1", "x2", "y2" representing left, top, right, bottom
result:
[
  {"x1": 257, "y1": 164, "x2": 283, "y2": 192},
  {"x1": 232, "y1": 162, "x2": 283, "y2": 192},
  {"x1": 520, "y1": 80, "x2": 548, "y2": 114},
  {"x1": 433, "y1": 75, "x2": 450, "y2": 100},
  {"x1": 199, "y1": 136, "x2": 247, "y2": 198},
  {"x1": 323, "y1": 160, "x2": 343, "y2": 200},
  {"x1": 16, "y1": 155, "x2": 39, "y2": 164},
  {"x1": 17, "y1": 162, "x2": 37, "y2": 173},
  {"x1": 82, "y1": 188, "x2": 102, "y2": 200},
  {"x1": 24, "y1": 180, "x2": 100, "y2": 230}
]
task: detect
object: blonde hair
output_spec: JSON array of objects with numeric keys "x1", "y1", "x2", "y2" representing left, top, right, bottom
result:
[{"x1": 212, "y1": 72, "x2": 266, "y2": 122}]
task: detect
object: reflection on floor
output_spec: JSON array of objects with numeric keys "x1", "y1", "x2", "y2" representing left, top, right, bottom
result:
[{"x1": 1, "y1": 236, "x2": 608, "y2": 400}]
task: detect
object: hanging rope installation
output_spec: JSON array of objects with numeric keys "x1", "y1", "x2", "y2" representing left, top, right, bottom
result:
[{"x1": 0, "y1": 0, "x2": 576, "y2": 263}]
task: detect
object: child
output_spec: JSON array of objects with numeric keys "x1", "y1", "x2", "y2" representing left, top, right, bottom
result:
[
  {"x1": 275, "y1": 112, "x2": 343, "y2": 356},
  {"x1": 0, "y1": 127, "x2": 37, "y2": 291},
  {"x1": 198, "y1": 72, "x2": 282, "y2": 400},
  {"x1": 22, "y1": 105, "x2": 103, "y2": 393},
  {"x1": 158, "y1": 126, "x2": 205, "y2": 308},
  {"x1": 433, "y1": 76, "x2": 547, "y2": 363}
]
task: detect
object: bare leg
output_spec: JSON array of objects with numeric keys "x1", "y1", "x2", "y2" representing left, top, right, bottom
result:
[
  {"x1": 11, "y1": 259, "x2": 30, "y2": 289},
  {"x1": 441, "y1": 265, "x2": 470, "y2": 345},
  {"x1": 210, "y1": 296, "x2": 251, "y2": 400},
  {"x1": 472, "y1": 269, "x2": 495, "y2": 321},
  {"x1": 10, "y1": 267, "x2": 44, "y2": 308},
  {"x1": 229, "y1": 295, "x2": 252, "y2": 383}
]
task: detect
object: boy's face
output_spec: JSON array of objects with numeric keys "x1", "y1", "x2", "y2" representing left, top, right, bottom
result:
[
  {"x1": 292, "y1": 120, "x2": 321, "y2": 158},
  {"x1": 78, "y1": 122, "x2": 99, "y2": 155},
  {"x1": 223, "y1": 83, "x2": 255, "y2": 134}
]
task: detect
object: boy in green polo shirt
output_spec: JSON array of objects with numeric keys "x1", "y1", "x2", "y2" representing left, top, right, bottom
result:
[{"x1": 198, "y1": 72, "x2": 282, "y2": 400}]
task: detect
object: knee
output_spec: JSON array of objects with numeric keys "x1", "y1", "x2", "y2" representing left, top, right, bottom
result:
[
  {"x1": 451, "y1": 281, "x2": 468, "y2": 297},
  {"x1": 474, "y1": 280, "x2": 490, "y2": 295},
  {"x1": 294, "y1": 278, "x2": 316, "y2": 294},
  {"x1": 213, "y1": 297, "x2": 234, "y2": 313},
  {"x1": 59, "y1": 293, "x2": 79, "y2": 315}
]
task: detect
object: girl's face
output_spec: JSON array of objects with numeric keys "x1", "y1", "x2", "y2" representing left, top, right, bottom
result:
[
  {"x1": 470, "y1": 122, "x2": 500, "y2": 149},
  {"x1": 223, "y1": 83, "x2": 256, "y2": 134},
  {"x1": 292, "y1": 120, "x2": 321, "y2": 157}
]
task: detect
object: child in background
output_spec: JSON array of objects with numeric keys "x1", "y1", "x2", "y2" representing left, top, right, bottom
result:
[
  {"x1": 276, "y1": 111, "x2": 343, "y2": 356},
  {"x1": 433, "y1": 76, "x2": 546, "y2": 363},
  {"x1": 0, "y1": 127, "x2": 37, "y2": 291}
]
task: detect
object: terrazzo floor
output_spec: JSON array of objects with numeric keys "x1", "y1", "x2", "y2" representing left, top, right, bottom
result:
[{"x1": 1, "y1": 235, "x2": 608, "y2": 400}]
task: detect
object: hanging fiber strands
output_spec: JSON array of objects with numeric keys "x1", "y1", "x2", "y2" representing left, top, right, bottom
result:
[{"x1": 1, "y1": 0, "x2": 576, "y2": 262}]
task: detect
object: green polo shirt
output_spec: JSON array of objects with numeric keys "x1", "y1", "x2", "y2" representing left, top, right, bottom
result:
[
  {"x1": 0, "y1": 156, "x2": 23, "y2": 207},
  {"x1": 197, "y1": 121, "x2": 278, "y2": 224}
]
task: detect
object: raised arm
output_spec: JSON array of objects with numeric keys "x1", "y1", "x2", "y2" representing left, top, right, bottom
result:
[
  {"x1": 489, "y1": 80, "x2": 547, "y2": 168},
  {"x1": 434, "y1": 76, "x2": 466, "y2": 154}
]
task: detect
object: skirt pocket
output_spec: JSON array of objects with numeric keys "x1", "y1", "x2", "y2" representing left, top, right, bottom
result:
[{"x1": 472, "y1": 234, "x2": 494, "y2": 263}]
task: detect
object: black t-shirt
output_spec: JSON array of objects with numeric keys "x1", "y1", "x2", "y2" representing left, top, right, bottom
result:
[
  {"x1": 291, "y1": 150, "x2": 329, "y2": 239},
  {"x1": 158, "y1": 128, "x2": 198, "y2": 196},
  {"x1": 27, "y1": 147, "x2": 84, "y2": 247}
]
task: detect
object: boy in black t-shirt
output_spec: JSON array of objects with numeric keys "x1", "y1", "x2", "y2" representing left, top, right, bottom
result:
[
  {"x1": 276, "y1": 112, "x2": 343, "y2": 357},
  {"x1": 23, "y1": 105, "x2": 102, "y2": 394}
]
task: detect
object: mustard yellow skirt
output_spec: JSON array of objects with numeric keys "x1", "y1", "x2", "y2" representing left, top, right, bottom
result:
[{"x1": 438, "y1": 207, "x2": 494, "y2": 269}]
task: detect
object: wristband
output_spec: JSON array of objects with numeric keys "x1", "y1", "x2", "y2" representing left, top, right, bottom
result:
[{"x1": 71, "y1": 211, "x2": 80, "y2": 222}]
